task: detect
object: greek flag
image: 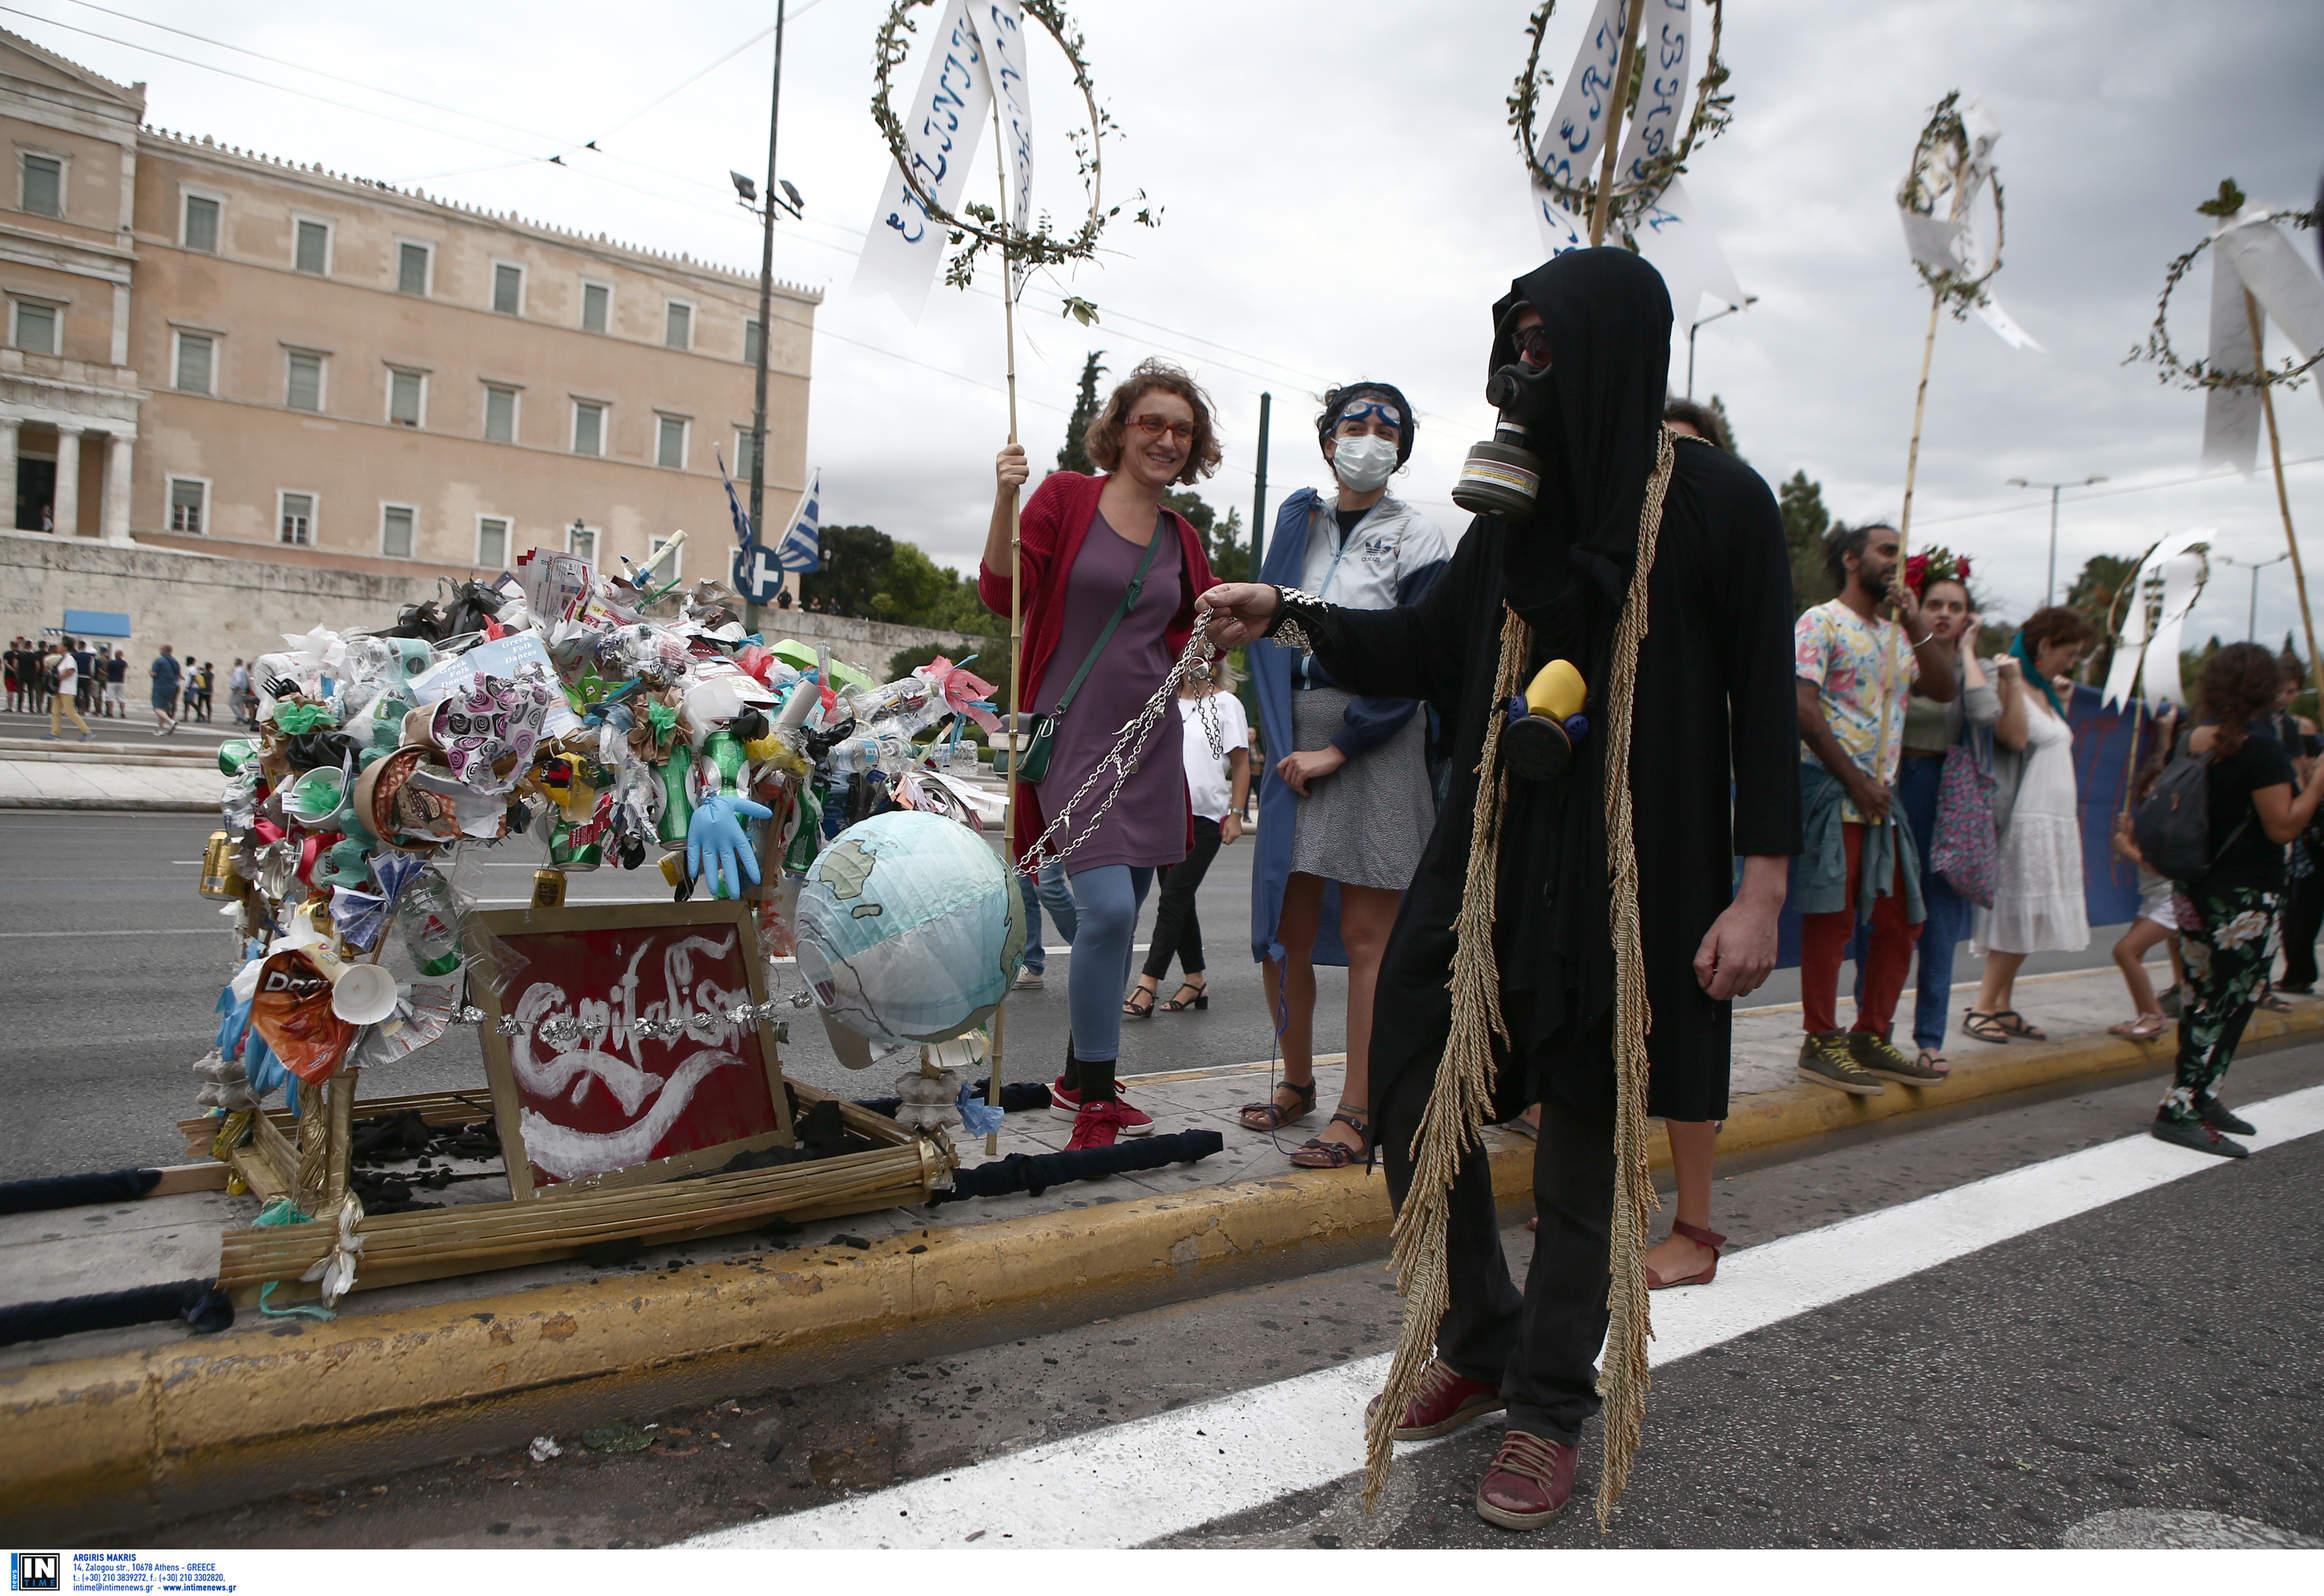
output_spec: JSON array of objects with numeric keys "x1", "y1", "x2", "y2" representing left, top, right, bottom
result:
[
  {"x1": 775, "y1": 473, "x2": 821, "y2": 573},
  {"x1": 717, "y1": 447, "x2": 756, "y2": 556}
]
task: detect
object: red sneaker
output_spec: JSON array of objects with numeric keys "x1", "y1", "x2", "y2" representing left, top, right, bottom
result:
[
  {"x1": 1051, "y1": 1082, "x2": 1152, "y2": 1136},
  {"x1": 1475, "y1": 1429, "x2": 1578, "y2": 1530},
  {"x1": 1365, "y1": 1358, "x2": 1505, "y2": 1441},
  {"x1": 1065, "y1": 1098, "x2": 1152, "y2": 1150}
]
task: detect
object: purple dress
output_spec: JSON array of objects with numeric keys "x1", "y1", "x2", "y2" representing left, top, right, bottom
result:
[{"x1": 1032, "y1": 510, "x2": 1189, "y2": 874}]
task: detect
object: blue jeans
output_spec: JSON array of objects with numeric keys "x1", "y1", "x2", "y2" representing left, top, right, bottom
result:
[
  {"x1": 1016, "y1": 857, "x2": 1076, "y2": 973},
  {"x1": 1898, "y1": 751, "x2": 1968, "y2": 1050},
  {"x1": 1067, "y1": 863, "x2": 1152, "y2": 1065}
]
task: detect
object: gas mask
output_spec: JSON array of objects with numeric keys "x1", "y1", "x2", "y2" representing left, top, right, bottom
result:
[{"x1": 1453, "y1": 314, "x2": 1553, "y2": 518}]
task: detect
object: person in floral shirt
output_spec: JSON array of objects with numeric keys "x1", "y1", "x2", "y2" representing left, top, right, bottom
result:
[{"x1": 2157, "y1": 644, "x2": 2324, "y2": 1156}]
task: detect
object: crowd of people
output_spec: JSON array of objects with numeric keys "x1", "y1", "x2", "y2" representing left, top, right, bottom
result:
[
  {"x1": 3, "y1": 636, "x2": 230, "y2": 735},
  {"x1": 973, "y1": 251, "x2": 2321, "y2": 1527}
]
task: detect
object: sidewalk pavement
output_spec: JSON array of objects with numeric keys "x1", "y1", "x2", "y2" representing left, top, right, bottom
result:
[
  {"x1": 7, "y1": 960, "x2": 2318, "y2": 1538},
  {"x1": 0, "y1": 756, "x2": 224, "y2": 809}
]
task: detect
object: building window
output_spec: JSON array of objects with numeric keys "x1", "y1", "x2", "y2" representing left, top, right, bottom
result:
[
  {"x1": 664, "y1": 300, "x2": 692, "y2": 350},
  {"x1": 649, "y1": 533, "x2": 683, "y2": 579},
  {"x1": 174, "y1": 331, "x2": 214, "y2": 395},
  {"x1": 167, "y1": 478, "x2": 207, "y2": 535},
  {"x1": 285, "y1": 351, "x2": 323, "y2": 413},
  {"x1": 581, "y1": 280, "x2": 610, "y2": 334},
  {"x1": 572, "y1": 401, "x2": 604, "y2": 457},
  {"x1": 295, "y1": 218, "x2": 329, "y2": 276},
  {"x1": 388, "y1": 369, "x2": 424, "y2": 428},
  {"x1": 12, "y1": 300, "x2": 56, "y2": 355},
  {"x1": 476, "y1": 515, "x2": 510, "y2": 569},
  {"x1": 656, "y1": 415, "x2": 688, "y2": 470},
  {"x1": 182, "y1": 193, "x2": 220, "y2": 252},
  {"x1": 493, "y1": 262, "x2": 523, "y2": 316},
  {"x1": 396, "y1": 241, "x2": 430, "y2": 297},
  {"x1": 279, "y1": 491, "x2": 314, "y2": 546},
  {"x1": 733, "y1": 428, "x2": 759, "y2": 482},
  {"x1": 483, "y1": 384, "x2": 518, "y2": 443},
  {"x1": 380, "y1": 504, "x2": 415, "y2": 559},
  {"x1": 567, "y1": 523, "x2": 598, "y2": 567},
  {"x1": 20, "y1": 152, "x2": 61, "y2": 217},
  {"x1": 744, "y1": 318, "x2": 764, "y2": 367}
]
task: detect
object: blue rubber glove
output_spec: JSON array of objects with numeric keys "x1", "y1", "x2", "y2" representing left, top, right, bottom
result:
[{"x1": 686, "y1": 790, "x2": 773, "y2": 899}]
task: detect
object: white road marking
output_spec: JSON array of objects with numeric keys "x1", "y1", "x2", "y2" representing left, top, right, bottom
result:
[{"x1": 687, "y1": 1083, "x2": 2324, "y2": 1549}]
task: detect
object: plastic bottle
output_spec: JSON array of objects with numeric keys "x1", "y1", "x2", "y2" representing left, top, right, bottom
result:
[{"x1": 397, "y1": 876, "x2": 464, "y2": 976}]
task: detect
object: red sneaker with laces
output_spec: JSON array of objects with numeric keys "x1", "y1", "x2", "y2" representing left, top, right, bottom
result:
[
  {"x1": 1364, "y1": 1357, "x2": 1505, "y2": 1441},
  {"x1": 1475, "y1": 1429, "x2": 1578, "y2": 1531},
  {"x1": 1065, "y1": 1097, "x2": 1151, "y2": 1150},
  {"x1": 1052, "y1": 1080, "x2": 1152, "y2": 1136}
]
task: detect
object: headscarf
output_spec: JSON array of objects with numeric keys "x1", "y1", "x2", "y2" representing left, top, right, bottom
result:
[
  {"x1": 1485, "y1": 249, "x2": 1673, "y2": 1055},
  {"x1": 2009, "y1": 629, "x2": 2068, "y2": 720}
]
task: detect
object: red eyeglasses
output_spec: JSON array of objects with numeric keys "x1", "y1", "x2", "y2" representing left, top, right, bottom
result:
[{"x1": 1127, "y1": 413, "x2": 1195, "y2": 443}]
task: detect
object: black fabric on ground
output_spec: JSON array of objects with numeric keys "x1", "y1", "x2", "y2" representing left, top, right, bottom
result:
[
  {"x1": 0, "y1": 1168, "x2": 161, "y2": 1216},
  {"x1": 931, "y1": 1129, "x2": 1224, "y2": 1202},
  {"x1": 0, "y1": 1277, "x2": 233, "y2": 1345}
]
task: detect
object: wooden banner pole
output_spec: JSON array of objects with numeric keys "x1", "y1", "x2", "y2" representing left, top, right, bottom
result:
[
  {"x1": 1897, "y1": 292, "x2": 1943, "y2": 552},
  {"x1": 988, "y1": 100, "x2": 1021, "y2": 1156},
  {"x1": 2245, "y1": 290, "x2": 2324, "y2": 705},
  {"x1": 1587, "y1": 0, "x2": 1650, "y2": 248}
]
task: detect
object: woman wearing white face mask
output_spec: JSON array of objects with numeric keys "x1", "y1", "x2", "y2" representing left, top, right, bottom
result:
[{"x1": 1242, "y1": 383, "x2": 1451, "y2": 1168}]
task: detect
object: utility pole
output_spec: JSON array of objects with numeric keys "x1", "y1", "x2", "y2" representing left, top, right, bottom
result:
[
  {"x1": 2007, "y1": 473, "x2": 2107, "y2": 608},
  {"x1": 2216, "y1": 552, "x2": 2290, "y2": 642},
  {"x1": 744, "y1": 0, "x2": 787, "y2": 638},
  {"x1": 1684, "y1": 297, "x2": 1755, "y2": 401},
  {"x1": 1249, "y1": 393, "x2": 1271, "y2": 579}
]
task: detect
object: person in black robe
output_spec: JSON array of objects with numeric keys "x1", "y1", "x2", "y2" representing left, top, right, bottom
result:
[{"x1": 1199, "y1": 248, "x2": 1800, "y2": 1529}]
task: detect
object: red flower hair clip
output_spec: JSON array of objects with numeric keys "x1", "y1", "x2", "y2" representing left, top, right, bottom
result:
[{"x1": 1904, "y1": 546, "x2": 1971, "y2": 598}]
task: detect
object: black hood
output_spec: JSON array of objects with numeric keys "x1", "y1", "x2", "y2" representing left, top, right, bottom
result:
[{"x1": 1489, "y1": 249, "x2": 1673, "y2": 634}]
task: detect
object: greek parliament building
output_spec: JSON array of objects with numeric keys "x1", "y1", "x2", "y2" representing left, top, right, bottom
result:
[{"x1": 0, "y1": 28, "x2": 817, "y2": 666}]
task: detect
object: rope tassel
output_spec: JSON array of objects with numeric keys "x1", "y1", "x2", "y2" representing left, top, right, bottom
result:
[{"x1": 1361, "y1": 430, "x2": 1675, "y2": 1531}]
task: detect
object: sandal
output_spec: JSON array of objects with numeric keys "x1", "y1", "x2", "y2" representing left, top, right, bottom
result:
[
  {"x1": 1122, "y1": 979, "x2": 1158, "y2": 1020},
  {"x1": 1289, "y1": 1106, "x2": 1370, "y2": 1170},
  {"x1": 1645, "y1": 1219, "x2": 1726, "y2": 1290},
  {"x1": 1160, "y1": 976, "x2": 1208, "y2": 1012},
  {"x1": 1915, "y1": 1048, "x2": 1951, "y2": 1078},
  {"x1": 1239, "y1": 1078, "x2": 1315, "y2": 1132},
  {"x1": 1991, "y1": 1010, "x2": 2048, "y2": 1040},
  {"x1": 1962, "y1": 1010, "x2": 2010, "y2": 1044},
  {"x1": 2259, "y1": 990, "x2": 2292, "y2": 1012},
  {"x1": 2108, "y1": 1013, "x2": 2170, "y2": 1039}
]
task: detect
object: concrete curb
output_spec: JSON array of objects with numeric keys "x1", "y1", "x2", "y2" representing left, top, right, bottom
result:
[
  {"x1": 8, "y1": 1001, "x2": 2319, "y2": 1537},
  {"x1": 0, "y1": 797, "x2": 217, "y2": 811}
]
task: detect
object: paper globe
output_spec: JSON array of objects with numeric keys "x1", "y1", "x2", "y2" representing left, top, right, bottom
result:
[{"x1": 794, "y1": 810, "x2": 1024, "y2": 1051}]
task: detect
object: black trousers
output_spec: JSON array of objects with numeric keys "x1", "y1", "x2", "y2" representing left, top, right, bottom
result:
[
  {"x1": 1143, "y1": 815, "x2": 1222, "y2": 982},
  {"x1": 2283, "y1": 840, "x2": 2323, "y2": 989},
  {"x1": 1379, "y1": 1054, "x2": 1616, "y2": 1448}
]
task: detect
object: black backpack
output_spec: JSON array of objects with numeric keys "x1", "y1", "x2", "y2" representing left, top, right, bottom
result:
[{"x1": 2133, "y1": 731, "x2": 2251, "y2": 886}]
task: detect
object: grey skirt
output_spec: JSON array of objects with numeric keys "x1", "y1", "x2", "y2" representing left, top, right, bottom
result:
[{"x1": 1287, "y1": 685, "x2": 1435, "y2": 891}]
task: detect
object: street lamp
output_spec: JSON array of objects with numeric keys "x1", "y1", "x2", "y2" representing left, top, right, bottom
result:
[
  {"x1": 1684, "y1": 295, "x2": 1757, "y2": 401},
  {"x1": 2216, "y1": 551, "x2": 2291, "y2": 642},
  {"x1": 734, "y1": 1, "x2": 800, "y2": 636},
  {"x1": 2006, "y1": 474, "x2": 2108, "y2": 608}
]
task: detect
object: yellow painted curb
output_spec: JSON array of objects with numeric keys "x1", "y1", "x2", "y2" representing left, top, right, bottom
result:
[{"x1": 6, "y1": 1000, "x2": 2317, "y2": 1535}]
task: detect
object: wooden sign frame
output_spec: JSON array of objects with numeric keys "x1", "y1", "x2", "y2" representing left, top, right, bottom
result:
[{"x1": 467, "y1": 899, "x2": 795, "y2": 1201}]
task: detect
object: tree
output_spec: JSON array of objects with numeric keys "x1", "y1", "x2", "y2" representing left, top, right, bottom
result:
[
  {"x1": 1055, "y1": 350, "x2": 1108, "y2": 476},
  {"x1": 2066, "y1": 552, "x2": 2140, "y2": 688},
  {"x1": 1706, "y1": 394, "x2": 1742, "y2": 460},
  {"x1": 797, "y1": 524, "x2": 893, "y2": 617},
  {"x1": 1206, "y1": 505, "x2": 1250, "y2": 584},
  {"x1": 1776, "y1": 470, "x2": 1830, "y2": 616}
]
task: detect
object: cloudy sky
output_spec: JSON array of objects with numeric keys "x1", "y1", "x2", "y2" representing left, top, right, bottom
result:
[{"x1": 18, "y1": 0, "x2": 2324, "y2": 647}]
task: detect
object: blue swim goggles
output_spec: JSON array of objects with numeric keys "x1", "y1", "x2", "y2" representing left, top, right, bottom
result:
[{"x1": 1334, "y1": 399, "x2": 1403, "y2": 432}]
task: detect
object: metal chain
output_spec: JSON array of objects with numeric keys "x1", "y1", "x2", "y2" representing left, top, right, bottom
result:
[{"x1": 1019, "y1": 629, "x2": 1225, "y2": 873}]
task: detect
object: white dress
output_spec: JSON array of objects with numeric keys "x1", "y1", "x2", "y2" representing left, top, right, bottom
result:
[{"x1": 1972, "y1": 694, "x2": 2090, "y2": 955}]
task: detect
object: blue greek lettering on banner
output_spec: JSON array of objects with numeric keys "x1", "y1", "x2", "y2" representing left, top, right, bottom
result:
[
  {"x1": 1543, "y1": 7, "x2": 1629, "y2": 186},
  {"x1": 1622, "y1": 10, "x2": 1690, "y2": 178}
]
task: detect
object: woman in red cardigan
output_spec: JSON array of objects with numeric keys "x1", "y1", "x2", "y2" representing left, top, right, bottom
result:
[{"x1": 982, "y1": 358, "x2": 1221, "y2": 1149}]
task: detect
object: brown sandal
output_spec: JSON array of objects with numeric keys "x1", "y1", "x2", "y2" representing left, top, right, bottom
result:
[
  {"x1": 1962, "y1": 1010, "x2": 2010, "y2": 1044},
  {"x1": 1239, "y1": 1078, "x2": 1315, "y2": 1132},
  {"x1": 1289, "y1": 1107, "x2": 1370, "y2": 1169},
  {"x1": 1991, "y1": 1009, "x2": 2047, "y2": 1040}
]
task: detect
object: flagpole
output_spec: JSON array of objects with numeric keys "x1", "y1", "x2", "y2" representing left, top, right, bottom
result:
[
  {"x1": 988, "y1": 96, "x2": 1021, "y2": 1157},
  {"x1": 1587, "y1": 0, "x2": 1649, "y2": 248},
  {"x1": 2245, "y1": 289, "x2": 2323, "y2": 705},
  {"x1": 1897, "y1": 291, "x2": 1942, "y2": 553}
]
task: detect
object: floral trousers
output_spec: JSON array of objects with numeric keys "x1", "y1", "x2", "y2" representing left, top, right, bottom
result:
[{"x1": 2163, "y1": 884, "x2": 2281, "y2": 1124}]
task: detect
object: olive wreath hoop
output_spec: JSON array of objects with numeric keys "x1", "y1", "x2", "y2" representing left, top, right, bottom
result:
[
  {"x1": 871, "y1": 0, "x2": 1148, "y2": 303},
  {"x1": 2130, "y1": 182, "x2": 2322, "y2": 396},
  {"x1": 1897, "y1": 91, "x2": 2005, "y2": 320},
  {"x1": 1507, "y1": 0, "x2": 1733, "y2": 237}
]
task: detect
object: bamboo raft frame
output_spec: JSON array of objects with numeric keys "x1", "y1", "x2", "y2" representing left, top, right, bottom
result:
[{"x1": 182, "y1": 1082, "x2": 951, "y2": 1307}]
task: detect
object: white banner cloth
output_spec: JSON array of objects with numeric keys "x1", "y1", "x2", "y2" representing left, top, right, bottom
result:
[
  {"x1": 2205, "y1": 207, "x2": 2324, "y2": 473},
  {"x1": 1613, "y1": 0, "x2": 1692, "y2": 189},
  {"x1": 1631, "y1": 176, "x2": 1742, "y2": 324},
  {"x1": 1534, "y1": 0, "x2": 1630, "y2": 196},
  {"x1": 2202, "y1": 232, "x2": 2266, "y2": 476},
  {"x1": 853, "y1": 1, "x2": 1030, "y2": 321},
  {"x1": 2100, "y1": 529, "x2": 2211, "y2": 709}
]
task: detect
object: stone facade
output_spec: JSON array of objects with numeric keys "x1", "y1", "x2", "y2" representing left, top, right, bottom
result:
[
  {"x1": 0, "y1": 26, "x2": 818, "y2": 605},
  {"x1": 0, "y1": 531, "x2": 975, "y2": 685}
]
